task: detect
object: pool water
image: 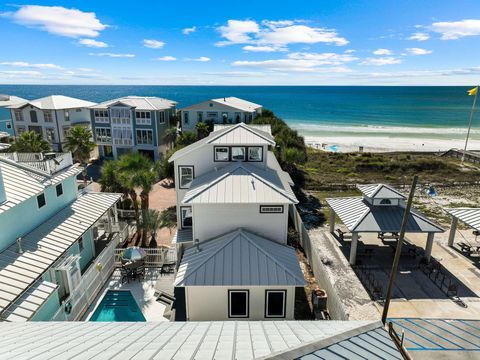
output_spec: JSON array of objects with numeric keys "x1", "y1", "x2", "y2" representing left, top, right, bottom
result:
[{"x1": 90, "y1": 290, "x2": 146, "y2": 322}]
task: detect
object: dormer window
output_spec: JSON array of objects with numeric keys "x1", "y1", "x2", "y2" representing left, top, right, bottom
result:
[
  {"x1": 215, "y1": 147, "x2": 229, "y2": 161},
  {"x1": 248, "y1": 147, "x2": 262, "y2": 162},
  {"x1": 380, "y1": 199, "x2": 391, "y2": 205},
  {"x1": 231, "y1": 147, "x2": 245, "y2": 161}
]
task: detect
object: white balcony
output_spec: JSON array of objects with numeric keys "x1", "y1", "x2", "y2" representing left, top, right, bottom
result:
[{"x1": 0, "y1": 152, "x2": 73, "y2": 175}]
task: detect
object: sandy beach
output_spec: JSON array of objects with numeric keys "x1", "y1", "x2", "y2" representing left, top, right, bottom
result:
[{"x1": 305, "y1": 135, "x2": 480, "y2": 153}]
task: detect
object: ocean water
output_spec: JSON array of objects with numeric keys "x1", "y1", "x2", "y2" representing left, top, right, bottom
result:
[{"x1": 0, "y1": 85, "x2": 478, "y2": 140}]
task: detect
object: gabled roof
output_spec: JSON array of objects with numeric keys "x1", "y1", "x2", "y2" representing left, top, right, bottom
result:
[
  {"x1": 91, "y1": 96, "x2": 177, "y2": 110},
  {"x1": 174, "y1": 228, "x2": 305, "y2": 286},
  {"x1": 182, "y1": 162, "x2": 297, "y2": 204},
  {"x1": 213, "y1": 124, "x2": 272, "y2": 135},
  {"x1": 357, "y1": 184, "x2": 406, "y2": 199},
  {"x1": 0, "y1": 321, "x2": 400, "y2": 360},
  {"x1": 168, "y1": 123, "x2": 275, "y2": 162},
  {"x1": 181, "y1": 96, "x2": 262, "y2": 112},
  {"x1": 0, "y1": 158, "x2": 82, "y2": 215},
  {"x1": 445, "y1": 208, "x2": 480, "y2": 231},
  {"x1": 326, "y1": 196, "x2": 444, "y2": 233},
  {"x1": 0, "y1": 192, "x2": 121, "y2": 318},
  {"x1": 8, "y1": 95, "x2": 96, "y2": 110}
]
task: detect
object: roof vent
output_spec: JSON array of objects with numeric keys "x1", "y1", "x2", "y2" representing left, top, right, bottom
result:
[
  {"x1": 195, "y1": 239, "x2": 201, "y2": 253},
  {"x1": 16, "y1": 237, "x2": 23, "y2": 254}
]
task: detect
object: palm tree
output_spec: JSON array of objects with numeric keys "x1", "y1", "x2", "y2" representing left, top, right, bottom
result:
[
  {"x1": 163, "y1": 127, "x2": 177, "y2": 149},
  {"x1": 64, "y1": 126, "x2": 96, "y2": 183},
  {"x1": 139, "y1": 209, "x2": 162, "y2": 247},
  {"x1": 196, "y1": 122, "x2": 210, "y2": 139},
  {"x1": 160, "y1": 206, "x2": 177, "y2": 235},
  {"x1": 176, "y1": 131, "x2": 197, "y2": 146},
  {"x1": 9, "y1": 131, "x2": 50, "y2": 153},
  {"x1": 99, "y1": 160, "x2": 128, "y2": 194}
]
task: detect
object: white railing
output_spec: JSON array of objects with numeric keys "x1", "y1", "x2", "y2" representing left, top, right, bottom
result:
[
  {"x1": 114, "y1": 247, "x2": 177, "y2": 267},
  {"x1": 51, "y1": 224, "x2": 129, "y2": 321},
  {"x1": 0, "y1": 152, "x2": 73, "y2": 174}
]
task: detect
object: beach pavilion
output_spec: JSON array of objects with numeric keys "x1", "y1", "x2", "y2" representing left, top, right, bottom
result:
[
  {"x1": 326, "y1": 184, "x2": 444, "y2": 265},
  {"x1": 445, "y1": 208, "x2": 480, "y2": 251}
]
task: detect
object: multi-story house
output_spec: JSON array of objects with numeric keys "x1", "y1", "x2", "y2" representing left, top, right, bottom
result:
[
  {"x1": 7, "y1": 95, "x2": 96, "y2": 151},
  {"x1": 0, "y1": 152, "x2": 124, "y2": 322},
  {"x1": 178, "y1": 97, "x2": 263, "y2": 132},
  {"x1": 90, "y1": 96, "x2": 177, "y2": 160},
  {"x1": 168, "y1": 123, "x2": 305, "y2": 321},
  {"x1": 0, "y1": 95, "x2": 27, "y2": 137}
]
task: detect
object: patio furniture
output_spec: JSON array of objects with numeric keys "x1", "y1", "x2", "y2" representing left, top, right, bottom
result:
[
  {"x1": 119, "y1": 267, "x2": 130, "y2": 284},
  {"x1": 121, "y1": 247, "x2": 147, "y2": 262},
  {"x1": 458, "y1": 242, "x2": 472, "y2": 255},
  {"x1": 135, "y1": 265, "x2": 145, "y2": 281}
]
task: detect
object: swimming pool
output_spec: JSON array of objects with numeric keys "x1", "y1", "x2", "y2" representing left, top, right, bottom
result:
[{"x1": 90, "y1": 290, "x2": 146, "y2": 322}]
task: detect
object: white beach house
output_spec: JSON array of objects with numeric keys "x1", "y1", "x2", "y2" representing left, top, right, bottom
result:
[
  {"x1": 7, "y1": 95, "x2": 96, "y2": 151},
  {"x1": 0, "y1": 152, "x2": 125, "y2": 321},
  {"x1": 90, "y1": 96, "x2": 177, "y2": 160},
  {"x1": 168, "y1": 123, "x2": 305, "y2": 321},
  {"x1": 178, "y1": 97, "x2": 262, "y2": 132}
]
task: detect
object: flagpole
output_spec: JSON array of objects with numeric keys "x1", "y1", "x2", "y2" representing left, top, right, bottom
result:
[{"x1": 461, "y1": 85, "x2": 478, "y2": 164}]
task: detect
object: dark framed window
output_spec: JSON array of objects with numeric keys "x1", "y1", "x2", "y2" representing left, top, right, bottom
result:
[
  {"x1": 248, "y1": 147, "x2": 263, "y2": 162},
  {"x1": 379, "y1": 199, "x2": 392, "y2": 205},
  {"x1": 56, "y1": 183, "x2": 63, "y2": 197},
  {"x1": 265, "y1": 290, "x2": 286, "y2": 318},
  {"x1": 228, "y1": 290, "x2": 249, "y2": 318},
  {"x1": 183, "y1": 112, "x2": 189, "y2": 124},
  {"x1": 180, "y1": 206, "x2": 192, "y2": 228},
  {"x1": 178, "y1": 166, "x2": 194, "y2": 189},
  {"x1": 214, "y1": 147, "x2": 229, "y2": 162},
  {"x1": 231, "y1": 147, "x2": 246, "y2": 161},
  {"x1": 260, "y1": 205, "x2": 284, "y2": 214},
  {"x1": 37, "y1": 193, "x2": 46, "y2": 209},
  {"x1": 78, "y1": 237, "x2": 84, "y2": 252}
]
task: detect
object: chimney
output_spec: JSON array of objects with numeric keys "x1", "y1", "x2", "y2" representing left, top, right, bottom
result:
[
  {"x1": 0, "y1": 167, "x2": 6, "y2": 205},
  {"x1": 16, "y1": 237, "x2": 23, "y2": 254}
]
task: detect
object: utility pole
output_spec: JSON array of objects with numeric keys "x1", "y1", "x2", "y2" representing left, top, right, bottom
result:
[{"x1": 382, "y1": 175, "x2": 418, "y2": 324}]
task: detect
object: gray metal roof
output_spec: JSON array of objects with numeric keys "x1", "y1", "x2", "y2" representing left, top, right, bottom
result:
[
  {"x1": 445, "y1": 208, "x2": 480, "y2": 230},
  {"x1": 0, "y1": 192, "x2": 121, "y2": 318},
  {"x1": 181, "y1": 96, "x2": 262, "y2": 112},
  {"x1": 174, "y1": 228, "x2": 305, "y2": 287},
  {"x1": 357, "y1": 184, "x2": 406, "y2": 199},
  {"x1": 182, "y1": 162, "x2": 297, "y2": 205},
  {"x1": 171, "y1": 228, "x2": 193, "y2": 244},
  {"x1": 168, "y1": 123, "x2": 275, "y2": 163},
  {"x1": 214, "y1": 124, "x2": 272, "y2": 135},
  {"x1": 326, "y1": 197, "x2": 444, "y2": 233},
  {"x1": 91, "y1": 96, "x2": 176, "y2": 110},
  {"x1": 0, "y1": 320, "x2": 393, "y2": 360},
  {"x1": 0, "y1": 158, "x2": 82, "y2": 215},
  {"x1": 8, "y1": 95, "x2": 96, "y2": 110}
]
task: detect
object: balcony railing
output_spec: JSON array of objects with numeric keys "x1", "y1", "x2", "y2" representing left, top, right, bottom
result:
[
  {"x1": 114, "y1": 247, "x2": 177, "y2": 267},
  {"x1": 0, "y1": 152, "x2": 73, "y2": 175}
]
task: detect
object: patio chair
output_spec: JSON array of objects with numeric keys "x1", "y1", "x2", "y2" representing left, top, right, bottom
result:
[
  {"x1": 135, "y1": 265, "x2": 145, "y2": 281},
  {"x1": 119, "y1": 267, "x2": 129, "y2": 284}
]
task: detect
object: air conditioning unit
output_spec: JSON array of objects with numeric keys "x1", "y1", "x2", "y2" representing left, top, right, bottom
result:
[{"x1": 55, "y1": 255, "x2": 81, "y2": 298}]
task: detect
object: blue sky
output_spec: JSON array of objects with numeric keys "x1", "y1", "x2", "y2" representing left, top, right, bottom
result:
[{"x1": 1, "y1": 0, "x2": 480, "y2": 85}]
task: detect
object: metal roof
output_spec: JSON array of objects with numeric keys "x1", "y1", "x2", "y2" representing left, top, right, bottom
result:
[
  {"x1": 171, "y1": 228, "x2": 193, "y2": 244},
  {"x1": 445, "y1": 208, "x2": 480, "y2": 230},
  {"x1": 357, "y1": 184, "x2": 406, "y2": 199},
  {"x1": 168, "y1": 123, "x2": 275, "y2": 163},
  {"x1": 182, "y1": 96, "x2": 262, "y2": 112},
  {"x1": 214, "y1": 124, "x2": 272, "y2": 135},
  {"x1": 0, "y1": 192, "x2": 121, "y2": 317},
  {"x1": 0, "y1": 320, "x2": 396, "y2": 360},
  {"x1": 326, "y1": 197, "x2": 444, "y2": 233},
  {"x1": 182, "y1": 162, "x2": 297, "y2": 205},
  {"x1": 0, "y1": 95, "x2": 27, "y2": 107},
  {"x1": 91, "y1": 96, "x2": 177, "y2": 110},
  {"x1": 0, "y1": 158, "x2": 82, "y2": 215},
  {"x1": 174, "y1": 228, "x2": 305, "y2": 287},
  {"x1": 8, "y1": 95, "x2": 96, "y2": 110}
]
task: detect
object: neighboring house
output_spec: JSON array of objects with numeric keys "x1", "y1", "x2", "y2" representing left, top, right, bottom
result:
[
  {"x1": 168, "y1": 123, "x2": 305, "y2": 321},
  {"x1": 178, "y1": 97, "x2": 262, "y2": 132},
  {"x1": 0, "y1": 152, "x2": 124, "y2": 322},
  {"x1": 90, "y1": 96, "x2": 177, "y2": 160},
  {"x1": 7, "y1": 95, "x2": 96, "y2": 151},
  {"x1": 0, "y1": 95, "x2": 27, "y2": 136}
]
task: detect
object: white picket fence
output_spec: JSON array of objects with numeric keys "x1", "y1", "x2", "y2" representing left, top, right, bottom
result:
[{"x1": 51, "y1": 225, "x2": 128, "y2": 321}]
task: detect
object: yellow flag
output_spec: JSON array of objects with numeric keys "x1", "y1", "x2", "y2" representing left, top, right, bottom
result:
[{"x1": 468, "y1": 86, "x2": 478, "y2": 96}]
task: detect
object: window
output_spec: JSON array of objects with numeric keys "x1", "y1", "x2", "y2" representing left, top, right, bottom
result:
[
  {"x1": 63, "y1": 126, "x2": 71, "y2": 137},
  {"x1": 95, "y1": 127, "x2": 112, "y2": 142},
  {"x1": 229, "y1": 290, "x2": 249, "y2": 318},
  {"x1": 231, "y1": 147, "x2": 246, "y2": 161},
  {"x1": 221, "y1": 112, "x2": 228, "y2": 124},
  {"x1": 215, "y1": 147, "x2": 229, "y2": 162},
  {"x1": 265, "y1": 290, "x2": 286, "y2": 318},
  {"x1": 112, "y1": 127, "x2": 133, "y2": 145},
  {"x1": 197, "y1": 112, "x2": 203, "y2": 122},
  {"x1": 30, "y1": 110, "x2": 38, "y2": 123},
  {"x1": 46, "y1": 128, "x2": 55, "y2": 142},
  {"x1": 380, "y1": 199, "x2": 392, "y2": 205},
  {"x1": 64, "y1": 110, "x2": 70, "y2": 121},
  {"x1": 14, "y1": 110, "x2": 23, "y2": 122},
  {"x1": 234, "y1": 112, "x2": 241, "y2": 123},
  {"x1": 6, "y1": 122, "x2": 11, "y2": 129},
  {"x1": 37, "y1": 193, "x2": 46, "y2": 209},
  {"x1": 78, "y1": 237, "x2": 84, "y2": 252},
  {"x1": 136, "y1": 129, "x2": 153, "y2": 145},
  {"x1": 183, "y1": 111, "x2": 189, "y2": 125},
  {"x1": 206, "y1": 112, "x2": 218, "y2": 120},
  {"x1": 248, "y1": 147, "x2": 263, "y2": 162},
  {"x1": 178, "y1": 166, "x2": 194, "y2": 189},
  {"x1": 111, "y1": 108, "x2": 131, "y2": 124},
  {"x1": 44, "y1": 111, "x2": 53, "y2": 123},
  {"x1": 159, "y1": 111, "x2": 165, "y2": 124},
  {"x1": 75, "y1": 108, "x2": 82, "y2": 112},
  {"x1": 135, "y1": 111, "x2": 152, "y2": 125},
  {"x1": 260, "y1": 205, "x2": 284, "y2": 214},
  {"x1": 209, "y1": 103, "x2": 213, "y2": 107},
  {"x1": 16, "y1": 126, "x2": 26, "y2": 134},
  {"x1": 94, "y1": 109, "x2": 109, "y2": 123},
  {"x1": 181, "y1": 207, "x2": 192, "y2": 228},
  {"x1": 56, "y1": 183, "x2": 63, "y2": 197}
]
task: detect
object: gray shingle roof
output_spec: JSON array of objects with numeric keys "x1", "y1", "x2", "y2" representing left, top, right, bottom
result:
[
  {"x1": 445, "y1": 208, "x2": 480, "y2": 231},
  {"x1": 174, "y1": 228, "x2": 305, "y2": 287}
]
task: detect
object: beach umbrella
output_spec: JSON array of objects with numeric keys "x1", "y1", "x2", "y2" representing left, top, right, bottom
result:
[{"x1": 121, "y1": 247, "x2": 147, "y2": 262}]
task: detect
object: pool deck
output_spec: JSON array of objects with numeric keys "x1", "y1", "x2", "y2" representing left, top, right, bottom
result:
[{"x1": 84, "y1": 268, "x2": 171, "y2": 322}]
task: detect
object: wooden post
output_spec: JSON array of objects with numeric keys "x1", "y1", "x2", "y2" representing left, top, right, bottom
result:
[
  {"x1": 425, "y1": 232, "x2": 435, "y2": 262},
  {"x1": 448, "y1": 217, "x2": 458, "y2": 247},
  {"x1": 329, "y1": 209, "x2": 335, "y2": 233},
  {"x1": 349, "y1": 232, "x2": 358, "y2": 265}
]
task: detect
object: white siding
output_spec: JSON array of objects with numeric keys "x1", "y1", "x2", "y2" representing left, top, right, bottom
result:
[{"x1": 185, "y1": 286, "x2": 296, "y2": 321}]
